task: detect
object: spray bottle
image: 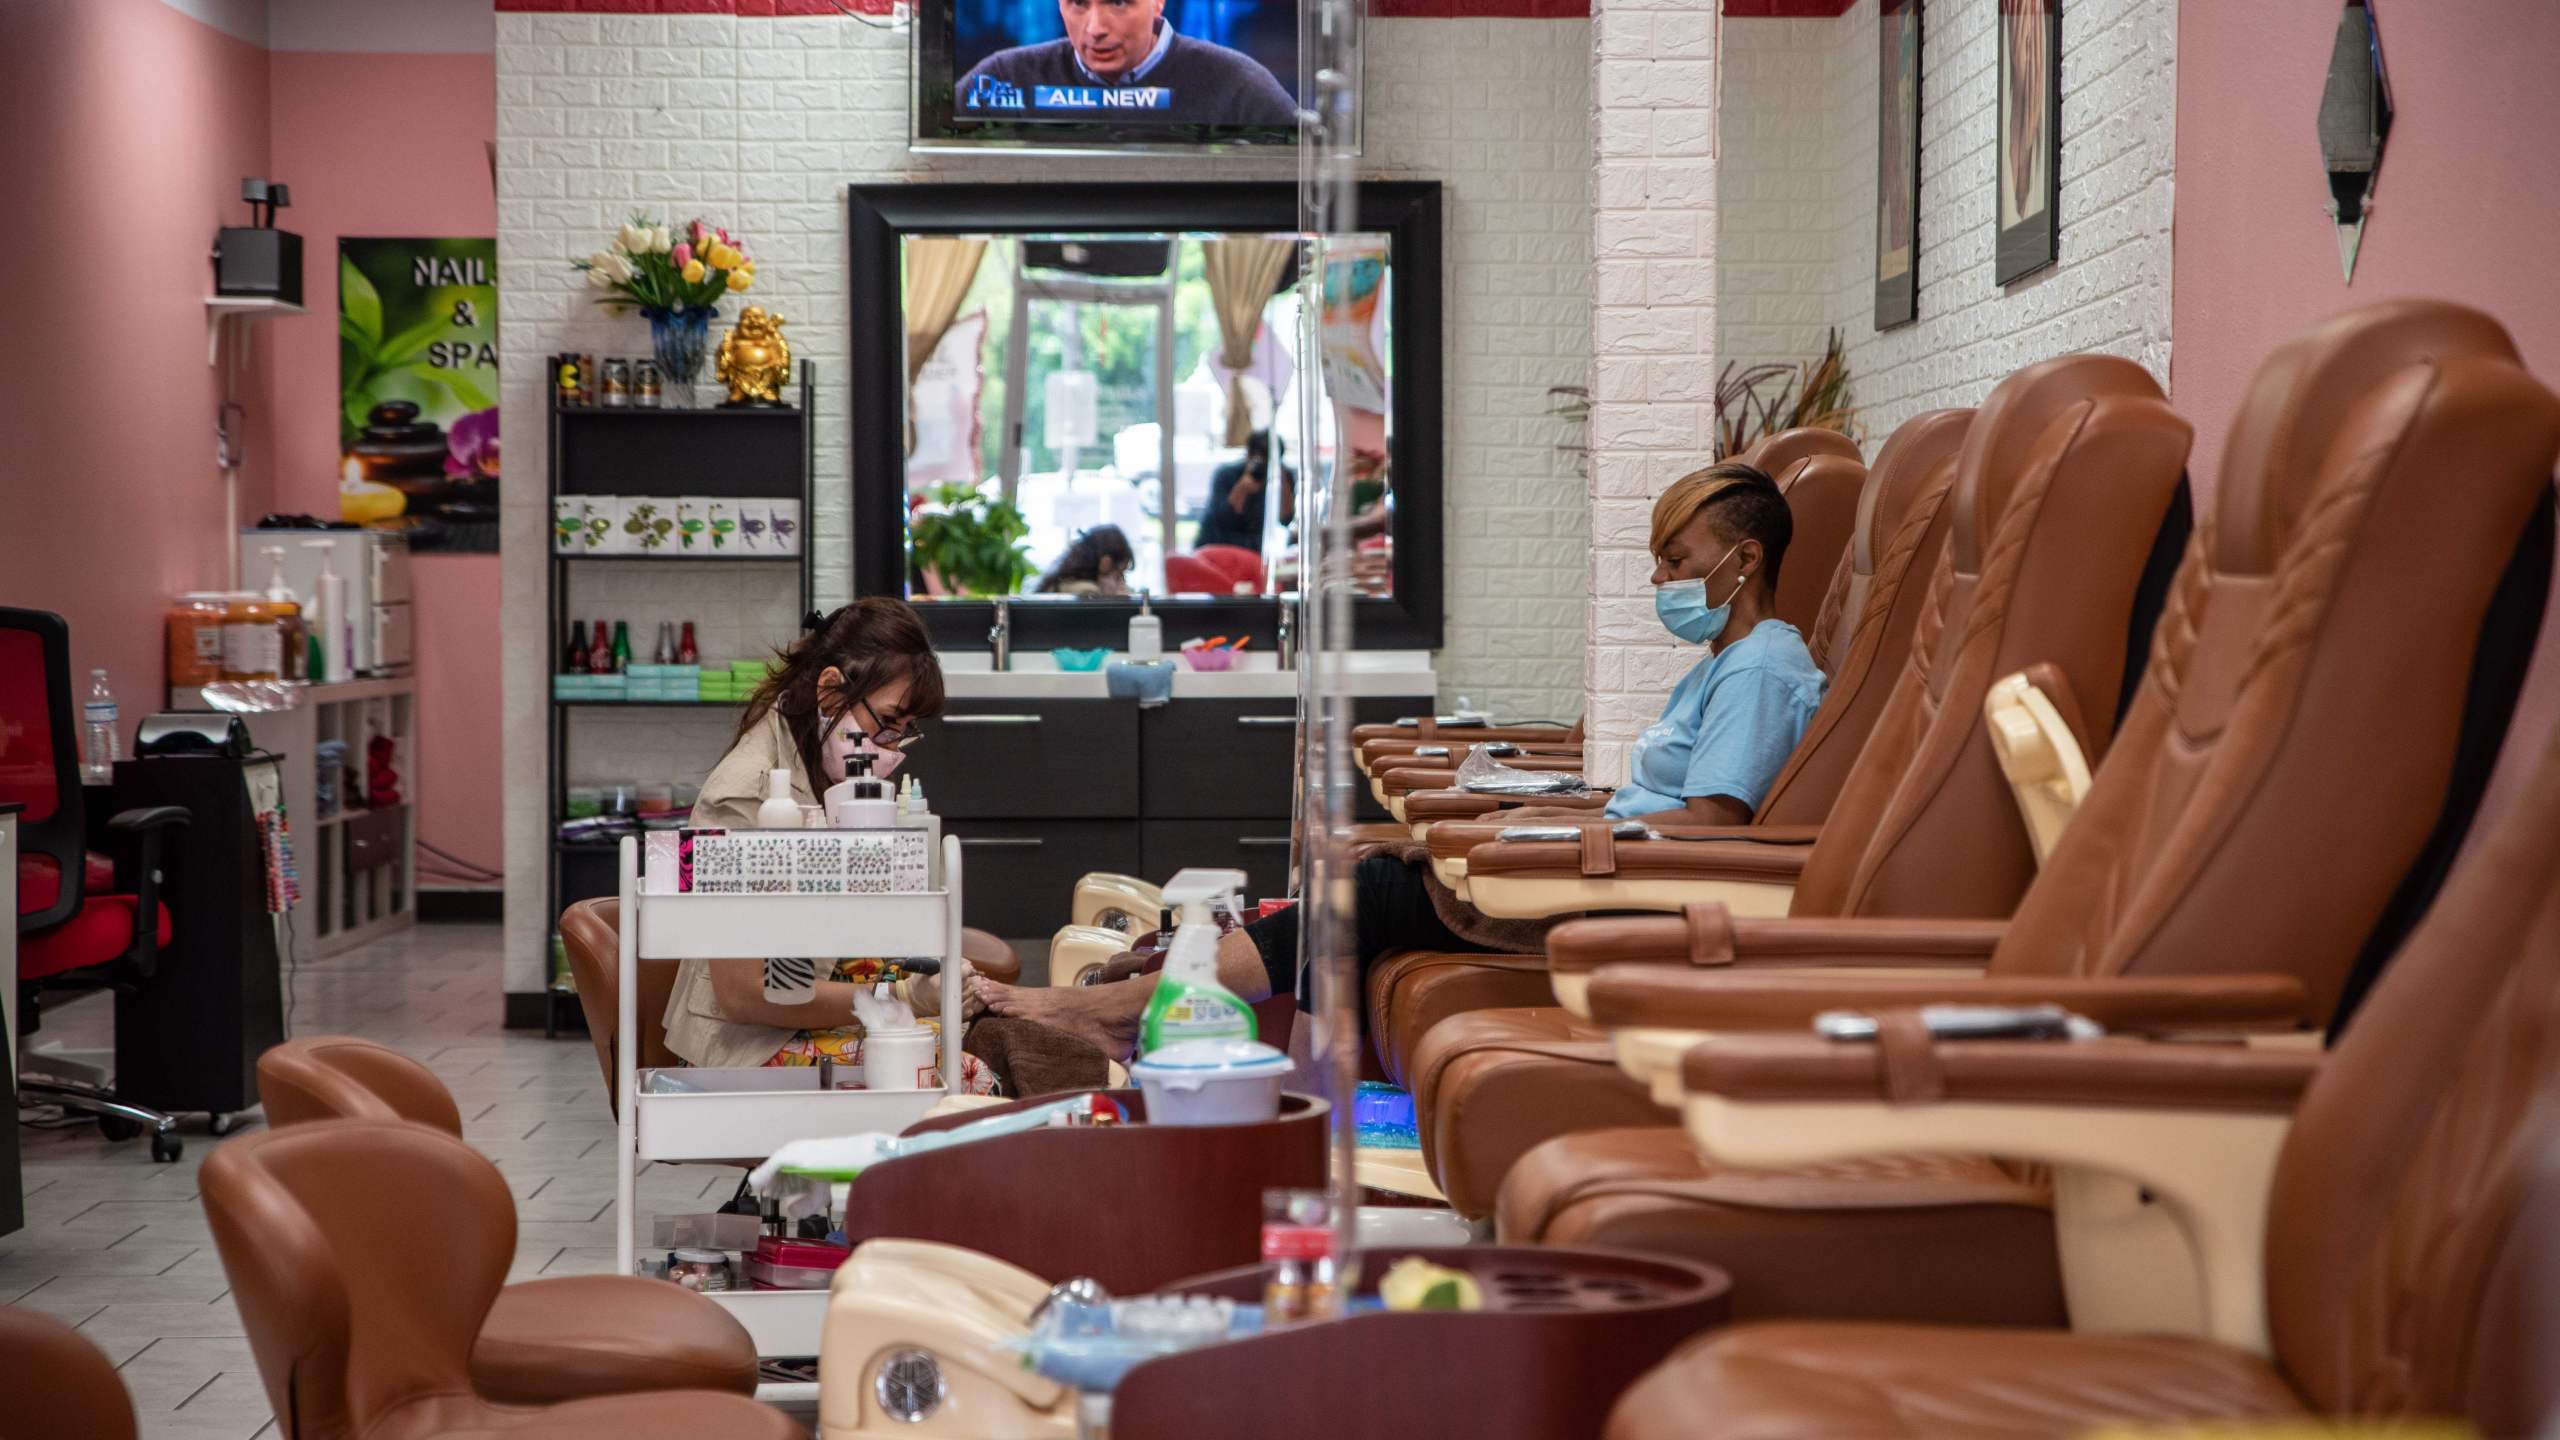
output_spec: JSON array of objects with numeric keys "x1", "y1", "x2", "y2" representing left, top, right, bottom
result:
[{"x1": 1138, "y1": 868, "x2": 1257, "y2": 1053}]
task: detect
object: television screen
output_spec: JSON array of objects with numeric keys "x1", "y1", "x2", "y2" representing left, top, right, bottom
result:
[{"x1": 917, "y1": 0, "x2": 1304, "y2": 149}]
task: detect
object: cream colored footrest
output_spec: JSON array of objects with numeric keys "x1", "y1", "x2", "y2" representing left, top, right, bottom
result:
[
  {"x1": 1350, "y1": 1146, "x2": 1445, "y2": 1202},
  {"x1": 1467, "y1": 876, "x2": 1794, "y2": 921}
]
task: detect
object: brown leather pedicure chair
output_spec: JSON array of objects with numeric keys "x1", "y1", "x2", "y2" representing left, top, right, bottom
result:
[
  {"x1": 1376, "y1": 410, "x2": 1974, "y2": 1052},
  {"x1": 255, "y1": 1035, "x2": 764, "y2": 1405},
  {"x1": 0, "y1": 1306, "x2": 141, "y2": 1440},
  {"x1": 1369, "y1": 444, "x2": 1872, "y2": 823},
  {"x1": 199, "y1": 1119, "x2": 801, "y2": 1440},
  {"x1": 1616, "y1": 697, "x2": 2560, "y2": 1440},
  {"x1": 1508, "y1": 300, "x2": 2560, "y2": 1329},
  {"x1": 1408, "y1": 354, "x2": 2195, "y2": 1219}
]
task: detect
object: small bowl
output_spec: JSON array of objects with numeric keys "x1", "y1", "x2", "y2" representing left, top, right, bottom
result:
[
  {"x1": 1051, "y1": 647, "x2": 1110, "y2": 672},
  {"x1": 1181, "y1": 647, "x2": 1237, "y2": 672},
  {"x1": 1105, "y1": 659, "x2": 1176, "y2": 706}
]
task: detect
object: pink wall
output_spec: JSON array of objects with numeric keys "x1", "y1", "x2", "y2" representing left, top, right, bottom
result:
[
  {"x1": 0, "y1": 0, "x2": 275, "y2": 723},
  {"x1": 269, "y1": 51, "x2": 505, "y2": 875},
  {"x1": 2173, "y1": 0, "x2": 2560, "y2": 825}
]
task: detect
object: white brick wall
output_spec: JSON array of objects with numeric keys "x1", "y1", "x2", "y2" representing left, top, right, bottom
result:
[
  {"x1": 495, "y1": 14, "x2": 1594, "y2": 989},
  {"x1": 1825, "y1": 0, "x2": 2175, "y2": 439},
  {"x1": 1585, "y1": 0, "x2": 1719, "y2": 787},
  {"x1": 1716, "y1": 18, "x2": 1838, "y2": 383}
]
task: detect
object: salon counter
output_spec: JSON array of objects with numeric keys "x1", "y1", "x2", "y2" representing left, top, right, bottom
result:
[
  {"x1": 936, "y1": 650, "x2": 1437, "y2": 701},
  {"x1": 904, "y1": 668, "x2": 1432, "y2": 938}
]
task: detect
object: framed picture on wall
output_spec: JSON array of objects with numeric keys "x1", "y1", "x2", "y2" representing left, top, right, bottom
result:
[
  {"x1": 1874, "y1": 0, "x2": 1922, "y2": 329},
  {"x1": 1995, "y1": 0, "x2": 2060, "y2": 286}
]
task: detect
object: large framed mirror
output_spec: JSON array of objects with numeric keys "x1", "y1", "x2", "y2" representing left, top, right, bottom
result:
[{"x1": 849, "y1": 181, "x2": 1443, "y2": 651}]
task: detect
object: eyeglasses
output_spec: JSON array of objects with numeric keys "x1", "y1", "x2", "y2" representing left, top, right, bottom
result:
[{"x1": 841, "y1": 702, "x2": 922, "y2": 750}]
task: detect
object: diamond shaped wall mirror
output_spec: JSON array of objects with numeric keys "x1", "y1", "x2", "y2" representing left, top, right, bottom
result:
[{"x1": 2318, "y1": 0, "x2": 2393, "y2": 281}]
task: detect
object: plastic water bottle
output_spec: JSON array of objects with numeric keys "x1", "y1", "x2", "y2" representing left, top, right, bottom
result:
[{"x1": 81, "y1": 669, "x2": 120, "y2": 783}]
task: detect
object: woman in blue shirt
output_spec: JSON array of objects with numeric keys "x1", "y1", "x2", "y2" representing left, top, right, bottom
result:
[
  {"x1": 1606, "y1": 462, "x2": 1828, "y2": 825},
  {"x1": 968, "y1": 461, "x2": 1829, "y2": 1060}
]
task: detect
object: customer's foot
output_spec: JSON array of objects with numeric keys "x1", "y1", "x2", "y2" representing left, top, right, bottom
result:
[{"x1": 966, "y1": 974, "x2": 1150, "y2": 1062}]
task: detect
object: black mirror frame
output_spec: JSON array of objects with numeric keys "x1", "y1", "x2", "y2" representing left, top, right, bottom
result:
[{"x1": 848, "y1": 180, "x2": 1445, "y2": 653}]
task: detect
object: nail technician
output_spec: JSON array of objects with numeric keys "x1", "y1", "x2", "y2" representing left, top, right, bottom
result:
[{"x1": 665, "y1": 598, "x2": 996, "y2": 1088}]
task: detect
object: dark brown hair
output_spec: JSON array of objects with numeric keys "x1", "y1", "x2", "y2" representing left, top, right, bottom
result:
[{"x1": 737, "y1": 598, "x2": 946, "y2": 791}]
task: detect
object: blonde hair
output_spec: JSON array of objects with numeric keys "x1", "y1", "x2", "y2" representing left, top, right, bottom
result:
[{"x1": 1650, "y1": 462, "x2": 1766, "y2": 561}]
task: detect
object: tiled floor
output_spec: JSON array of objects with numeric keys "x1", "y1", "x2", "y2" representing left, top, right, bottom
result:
[{"x1": 5, "y1": 920, "x2": 767, "y2": 1439}]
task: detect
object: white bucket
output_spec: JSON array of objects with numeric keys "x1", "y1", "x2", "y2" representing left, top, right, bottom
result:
[
  {"x1": 1129, "y1": 1039, "x2": 1292, "y2": 1126},
  {"x1": 861, "y1": 1027, "x2": 938, "y2": 1091}
]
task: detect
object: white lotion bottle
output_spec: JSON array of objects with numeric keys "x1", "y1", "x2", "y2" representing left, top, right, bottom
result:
[
  {"x1": 1127, "y1": 591, "x2": 1162, "y2": 661},
  {"x1": 755, "y1": 768, "x2": 803, "y2": 829}
]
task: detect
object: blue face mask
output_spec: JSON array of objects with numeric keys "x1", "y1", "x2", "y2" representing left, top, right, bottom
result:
[{"x1": 1654, "y1": 544, "x2": 1747, "y2": 645}]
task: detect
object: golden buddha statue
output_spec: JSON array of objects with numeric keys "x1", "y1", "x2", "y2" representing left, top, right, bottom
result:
[{"x1": 715, "y1": 306, "x2": 791, "y2": 406}]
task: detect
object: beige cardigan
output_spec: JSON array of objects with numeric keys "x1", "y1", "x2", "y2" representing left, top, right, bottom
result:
[{"x1": 660, "y1": 711, "x2": 927, "y2": 1069}]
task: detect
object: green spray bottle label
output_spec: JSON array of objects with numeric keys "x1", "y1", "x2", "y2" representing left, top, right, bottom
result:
[{"x1": 1139, "y1": 868, "x2": 1257, "y2": 1054}]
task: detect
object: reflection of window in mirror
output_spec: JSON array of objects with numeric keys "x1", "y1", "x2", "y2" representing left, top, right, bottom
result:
[{"x1": 899, "y1": 231, "x2": 1392, "y2": 601}]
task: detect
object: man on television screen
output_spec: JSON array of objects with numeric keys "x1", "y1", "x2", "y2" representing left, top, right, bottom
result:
[{"x1": 958, "y1": 0, "x2": 1297, "y2": 127}]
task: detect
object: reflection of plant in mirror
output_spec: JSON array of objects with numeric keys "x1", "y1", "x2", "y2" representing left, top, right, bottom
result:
[{"x1": 908, "y1": 482, "x2": 1034, "y2": 596}]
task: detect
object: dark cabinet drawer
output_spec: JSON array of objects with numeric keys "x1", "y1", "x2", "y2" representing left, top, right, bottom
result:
[
  {"x1": 951, "y1": 819, "x2": 1142, "y2": 939},
  {"x1": 909, "y1": 700, "x2": 1139, "y2": 820},
  {"x1": 1141, "y1": 818, "x2": 1296, "y2": 905},
  {"x1": 1141, "y1": 695, "x2": 1429, "y2": 822},
  {"x1": 1141, "y1": 701, "x2": 1299, "y2": 819}
]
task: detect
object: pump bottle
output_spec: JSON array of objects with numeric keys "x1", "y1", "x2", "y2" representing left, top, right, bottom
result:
[
  {"x1": 260, "y1": 545, "x2": 307, "y2": 682},
  {"x1": 824, "y1": 752, "x2": 896, "y2": 827},
  {"x1": 1127, "y1": 591, "x2": 1162, "y2": 661},
  {"x1": 1138, "y1": 868, "x2": 1258, "y2": 1053}
]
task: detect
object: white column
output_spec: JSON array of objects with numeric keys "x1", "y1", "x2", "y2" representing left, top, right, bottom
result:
[{"x1": 1585, "y1": 0, "x2": 1719, "y2": 785}]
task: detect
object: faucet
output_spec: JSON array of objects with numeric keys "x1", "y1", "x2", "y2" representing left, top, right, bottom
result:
[
  {"x1": 1275, "y1": 595, "x2": 1296, "y2": 670},
  {"x1": 989, "y1": 597, "x2": 1012, "y2": 672}
]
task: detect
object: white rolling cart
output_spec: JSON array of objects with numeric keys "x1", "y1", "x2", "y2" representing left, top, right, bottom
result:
[{"x1": 612, "y1": 833, "x2": 969, "y2": 1364}]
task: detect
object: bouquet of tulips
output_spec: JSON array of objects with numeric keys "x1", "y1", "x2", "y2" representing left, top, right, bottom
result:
[{"x1": 572, "y1": 215, "x2": 755, "y2": 313}]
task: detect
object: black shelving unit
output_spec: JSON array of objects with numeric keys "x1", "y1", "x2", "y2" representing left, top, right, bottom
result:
[{"x1": 532, "y1": 363, "x2": 816, "y2": 1031}]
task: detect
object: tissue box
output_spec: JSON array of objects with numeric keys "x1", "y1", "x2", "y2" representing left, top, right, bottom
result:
[{"x1": 645, "y1": 828, "x2": 931, "y2": 895}]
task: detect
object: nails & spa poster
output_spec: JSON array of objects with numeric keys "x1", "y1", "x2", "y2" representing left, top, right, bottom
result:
[{"x1": 337, "y1": 237, "x2": 500, "y2": 553}]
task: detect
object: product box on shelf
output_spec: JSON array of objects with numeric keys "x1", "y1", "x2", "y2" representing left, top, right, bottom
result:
[
  {"x1": 563, "y1": 496, "x2": 614, "y2": 554},
  {"x1": 737, "y1": 498, "x2": 802, "y2": 555},
  {"x1": 619, "y1": 497, "x2": 677, "y2": 554},
  {"x1": 641, "y1": 827, "x2": 930, "y2": 896},
  {"x1": 624, "y1": 663, "x2": 701, "y2": 702}
]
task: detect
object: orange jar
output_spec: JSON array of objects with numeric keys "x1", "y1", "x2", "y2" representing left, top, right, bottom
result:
[
  {"x1": 222, "y1": 592, "x2": 282, "y2": 681},
  {"x1": 166, "y1": 593, "x2": 228, "y2": 687}
]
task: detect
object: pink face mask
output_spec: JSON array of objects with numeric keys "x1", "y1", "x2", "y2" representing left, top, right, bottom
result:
[{"x1": 821, "y1": 709, "x2": 908, "y2": 784}]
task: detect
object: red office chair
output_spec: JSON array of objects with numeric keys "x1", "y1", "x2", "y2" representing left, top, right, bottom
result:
[
  {"x1": 1194, "y1": 543, "x2": 1266, "y2": 591},
  {"x1": 2, "y1": 608, "x2": 191, "y2": 1162}
]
